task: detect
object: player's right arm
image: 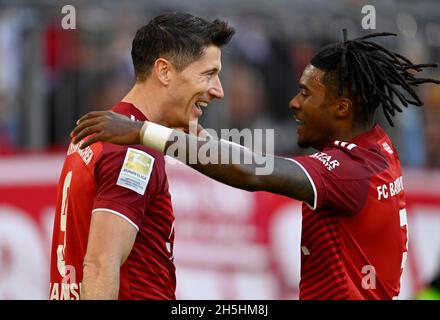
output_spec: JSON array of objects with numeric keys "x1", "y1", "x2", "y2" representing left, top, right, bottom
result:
[
  {"x1": 81, "y1": 211, "x2": 137, "y2": 300},
  {"x1": 71, "y1": 111, "x2": 315, "y2": 207}
]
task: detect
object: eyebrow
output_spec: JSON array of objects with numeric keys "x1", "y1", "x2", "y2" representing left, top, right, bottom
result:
[
  {"x1": 203, "y1": 67, "x2": 221, "y2": 75},
  {"x1": 299, "y1": 83, "x2": 310, "y2": 90}
]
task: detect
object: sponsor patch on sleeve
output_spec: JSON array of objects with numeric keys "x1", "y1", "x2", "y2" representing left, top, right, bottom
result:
[{"x1": 116, "y1": 148, "x2": 155, "y2": 195}]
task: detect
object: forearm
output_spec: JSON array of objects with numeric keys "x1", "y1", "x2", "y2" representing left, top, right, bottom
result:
[
  {"x1": 165, "y1": 130, "x2": 280, "y2": 192},
  {"x1": 81, "y1": 261, "x2": 120, "y2": 300},
  {"x1": 162, "y1": 130, "x2": 313, "y2": 203}
]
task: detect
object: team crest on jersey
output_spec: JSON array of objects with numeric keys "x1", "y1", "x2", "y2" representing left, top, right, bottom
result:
[
  {"x1": 382, "y1": 142, "x2": 394, "y2": 154},
  {"x1": 117, "y1": 148, "x2": 154, "y2": 195}
]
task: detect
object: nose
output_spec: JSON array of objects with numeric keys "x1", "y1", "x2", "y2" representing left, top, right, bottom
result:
[
  {"x1": 289, "y1": 93, "x2": 301, "y2": 110},
  {"x1": 208, "y1": 75, "x2": 224, "y2": 99}
]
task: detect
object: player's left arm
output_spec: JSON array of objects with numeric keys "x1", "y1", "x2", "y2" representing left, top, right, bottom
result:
[
  {"x1": 81, "y1": 211, "x2": 137, "y2": 300},
  {"x1": 71, "y1": 111, "x2": 314, "y2": 206}
]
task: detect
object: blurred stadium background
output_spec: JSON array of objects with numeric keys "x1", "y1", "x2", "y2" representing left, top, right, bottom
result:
[{"x1": 0, "y1": 0, "x2": 440, "y2": 299}]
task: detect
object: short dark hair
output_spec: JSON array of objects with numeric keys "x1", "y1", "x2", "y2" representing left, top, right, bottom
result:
[
  {"x1": 311, "y1": 30, "x2": 440, "y2": 126},
  {"x1": 131, "y1": 12, "x2": 235, "y2": 82}
]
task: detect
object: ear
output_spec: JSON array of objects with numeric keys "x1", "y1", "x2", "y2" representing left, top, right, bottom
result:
[
  {"x1": 153, "y1": 58, "x2": 174, "y2": 86},
  {"x1": 335, "y1": 97, "x2": 353, "y2": 118}
]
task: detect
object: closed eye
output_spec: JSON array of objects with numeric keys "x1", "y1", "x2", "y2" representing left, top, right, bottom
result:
[
  {"x1": 298, "y1": 84, "x2": 310, "y2": 97},
  {"x1": 300, "y1": 90, "x2": 309, "y2": 97}
]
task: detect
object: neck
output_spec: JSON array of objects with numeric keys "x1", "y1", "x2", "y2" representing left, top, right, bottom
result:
[
  {"x1": 334, "y1": 119, "x2": 373, "y2": 144},
  {"x1": 316, "y1": 120, "x2": 373, "y2": 151},
  {"x1": 122, "y1": 81, "x2": 169, "y2": 125}
]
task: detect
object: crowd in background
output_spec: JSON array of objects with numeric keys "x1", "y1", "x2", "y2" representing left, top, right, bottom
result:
[{"x1": 0, "y1": 0, "x2": 439, "y2": 167}]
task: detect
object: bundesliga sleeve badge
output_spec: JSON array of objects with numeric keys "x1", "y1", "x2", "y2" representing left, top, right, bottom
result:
[{"x1": 117, "y1": 148, "x2": 155, "y2": 195}]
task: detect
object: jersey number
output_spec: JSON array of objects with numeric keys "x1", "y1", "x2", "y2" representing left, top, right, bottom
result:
[
  {"x1": 395, "y1": 208, "x2": 409, "y2": 299},
  {"x1": 57, "y1": 171, "x2": 72, "y2": 277}
]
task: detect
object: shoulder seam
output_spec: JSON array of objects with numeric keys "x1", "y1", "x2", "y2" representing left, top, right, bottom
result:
[{"x1": 286, "y1": 158, "x2": 318, "y2": 210}]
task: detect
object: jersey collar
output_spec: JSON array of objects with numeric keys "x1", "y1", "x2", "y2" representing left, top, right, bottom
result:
[
  {"x1": 349, "y1": 124, "x2": 388, "y2": 149},
  {"x1": 112, "y1": 102, "x2": 149, "y2": 121}
]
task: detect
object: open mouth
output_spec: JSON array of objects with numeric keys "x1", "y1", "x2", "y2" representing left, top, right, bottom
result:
[
  {"x1": 194, "y1": 101, "x2": 208, "y2": 115},
  {"x1": 294, "y1": 115, "x2": 305, "y2": 134},
  {"x1": 294, "y1": 115, "x2": 305, "y2": 126}
]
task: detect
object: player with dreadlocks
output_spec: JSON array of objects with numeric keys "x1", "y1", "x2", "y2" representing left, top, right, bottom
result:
[
  {"x1": 71, "y1": 31, "x2": 439, "y2": 299},
  {"x1": 312, "y1": 30, "x2": 439, "y2": 127}
]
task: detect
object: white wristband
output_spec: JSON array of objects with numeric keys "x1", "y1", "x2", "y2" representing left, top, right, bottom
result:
[{"x1": 140, "y1": 121, "x2": 173, "y2": 152}]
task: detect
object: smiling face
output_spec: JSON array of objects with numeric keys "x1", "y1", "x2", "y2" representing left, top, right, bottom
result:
[
  {"x1": 289, "y1": 64, "x2": 340, "y2": 150},
  {"x1": 165, "y1": 45, "x2": 224, "y2": 128}
]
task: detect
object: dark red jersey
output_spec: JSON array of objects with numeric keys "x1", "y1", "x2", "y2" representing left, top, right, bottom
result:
[
  {"x1": 50, "y1": 102, "x2": 175, "y2": 300},
  {"x1": 292, "y1": 125, "x2": 408, "y2": 299}
]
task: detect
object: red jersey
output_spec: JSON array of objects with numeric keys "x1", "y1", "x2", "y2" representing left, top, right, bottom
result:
[
  {"x1": 49, "y1": 102, "x2": 176, "y2": 300},
  {"x1": 292, "y1": 125, "x2": 408, "y2": 300}
]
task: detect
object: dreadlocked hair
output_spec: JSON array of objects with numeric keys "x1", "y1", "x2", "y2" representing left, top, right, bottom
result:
[{"x1": 310, "y1": 29, "x2": 440, "y2": 126}]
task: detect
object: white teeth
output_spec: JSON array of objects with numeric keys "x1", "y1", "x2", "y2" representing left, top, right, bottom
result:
[{"x1": 196, "y1": 102, "x2": 208, "y2": 108}]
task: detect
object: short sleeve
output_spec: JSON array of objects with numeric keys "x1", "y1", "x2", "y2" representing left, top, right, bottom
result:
[
  {"x1": 92, "y1": 145, "x2": 157, "y2": 230},
  {"x1": 293, "y1": 149, "x2": 371, "y2": 216}
]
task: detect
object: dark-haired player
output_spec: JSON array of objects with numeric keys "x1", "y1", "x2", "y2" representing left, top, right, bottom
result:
[
  {"x1": 71, "y1": 31, "x2": 439, "y2": 299},
  {"x1": 49, "y1": 12, "x2": 235, "y2": 300}
]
